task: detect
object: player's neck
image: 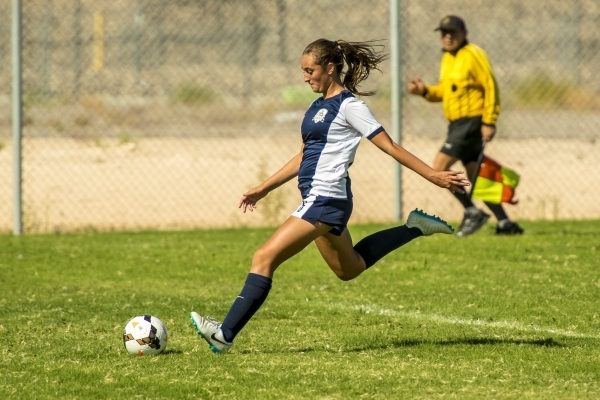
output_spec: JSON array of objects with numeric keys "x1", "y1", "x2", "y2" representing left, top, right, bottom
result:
[{"x1": 323, "y1": 82, "x2": 345, "y2": 99}]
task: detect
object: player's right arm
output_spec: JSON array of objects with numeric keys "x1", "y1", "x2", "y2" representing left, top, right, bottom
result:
[{"x1": 239, "y1": 143, "x2": 304, "y2": 213}]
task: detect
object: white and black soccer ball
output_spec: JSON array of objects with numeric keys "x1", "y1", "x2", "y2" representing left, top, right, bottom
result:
[{"x1": 122, "y1": 315, "x2": 168, "y2": 356}]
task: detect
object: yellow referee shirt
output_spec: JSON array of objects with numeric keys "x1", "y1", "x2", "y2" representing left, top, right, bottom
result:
[{"x1": 424, "y1": 42, "x2": 500, "y2": 126}]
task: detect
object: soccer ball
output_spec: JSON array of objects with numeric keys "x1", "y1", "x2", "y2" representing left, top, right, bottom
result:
[{"x1": 122, "y1": 315, "x2": 168, "y2": 356}]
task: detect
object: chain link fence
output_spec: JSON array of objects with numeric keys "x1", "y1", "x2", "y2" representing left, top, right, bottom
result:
[{"x1": 1, "y1": 0, "x2": 598, "y2": 233}]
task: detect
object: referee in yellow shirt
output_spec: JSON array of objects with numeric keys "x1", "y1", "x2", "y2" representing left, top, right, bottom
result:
[{"x1": 408, "y1": 15, "x2": 523, "y2": 236}]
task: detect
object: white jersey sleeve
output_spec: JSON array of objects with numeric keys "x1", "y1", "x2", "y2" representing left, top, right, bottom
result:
[{"x1": 342, "y1": 97, "x2": 384, "y2": 139}]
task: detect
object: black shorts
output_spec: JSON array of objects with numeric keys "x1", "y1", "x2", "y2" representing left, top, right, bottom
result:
[{"x1": 440, "y1": 116, "x2": 483, "y2": 163}]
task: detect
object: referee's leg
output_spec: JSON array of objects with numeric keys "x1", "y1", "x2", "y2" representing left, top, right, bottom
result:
[{"x1": 433, "y1": 152, "x2": 476, "y2": 209}]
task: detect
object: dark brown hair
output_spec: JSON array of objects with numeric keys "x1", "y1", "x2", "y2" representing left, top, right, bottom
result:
[{"x1": 302, "y1": 38, "x2": 387, "y2": 96}]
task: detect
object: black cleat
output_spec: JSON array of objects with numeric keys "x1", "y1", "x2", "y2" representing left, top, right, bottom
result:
[
  {"x1": 455, "y1": 209, "x2": 490, "y2": 237},
  {"x1": 496, "y1": 221, "x2": 524, "y2": 235}
]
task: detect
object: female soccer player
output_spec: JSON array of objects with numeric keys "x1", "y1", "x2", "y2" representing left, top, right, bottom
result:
[{"x1": 191, "y1": 38, "x2": 469, "y2": 354}]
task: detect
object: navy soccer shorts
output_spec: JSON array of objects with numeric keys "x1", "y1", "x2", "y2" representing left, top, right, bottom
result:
[{"x1": 291, "y1": 195, "x2": 352, "y2": 236}]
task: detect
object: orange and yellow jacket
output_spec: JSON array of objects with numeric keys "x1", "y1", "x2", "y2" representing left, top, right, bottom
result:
[{"x1": 424, "y1": 42, "x2": 500, "y2": 126}]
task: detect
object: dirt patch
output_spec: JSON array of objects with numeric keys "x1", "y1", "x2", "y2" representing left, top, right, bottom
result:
[{"x1": 0, "y1": 135, "x2": 596, "y2": 233}]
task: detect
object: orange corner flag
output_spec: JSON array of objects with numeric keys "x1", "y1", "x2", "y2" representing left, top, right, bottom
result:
[{"x1": 472, "y1": 155, "x2": 519, "y2": 204}]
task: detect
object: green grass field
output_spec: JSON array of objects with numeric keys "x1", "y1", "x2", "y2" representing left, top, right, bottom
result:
[{"x1": 2, "y1": 220, "x2": 599, "y2": 399}]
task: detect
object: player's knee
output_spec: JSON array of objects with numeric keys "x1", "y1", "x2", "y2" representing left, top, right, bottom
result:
[
  {"x1": 252, "y1": 246, "x2": 269, "y2": 265},
  {"x1": 251, "y1": 246, "x2": 277, "y2": 271},
  {"x1": 331, "y1": 267, "x2": 362, "y2": 281}
]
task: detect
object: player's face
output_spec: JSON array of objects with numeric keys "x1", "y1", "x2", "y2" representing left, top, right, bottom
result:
[
  {"x1": 301, "y1": 53, "x2": 332, "y2": 94},
  {"x1": 440, "y1": 29, "x2": 467, "y2": 52}
]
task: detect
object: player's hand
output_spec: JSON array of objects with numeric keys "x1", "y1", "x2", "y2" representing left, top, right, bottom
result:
[
  {"x1": 408, "y1": 75, "x2": 426, "y2": 96},
  {"x1": 481, "y1": 124, "x2": 496, "y2": 142},
  {"x1": 431, "y1": 170, "x2": 470, "y2": 194},
  {"x1": 238, "y1": 186, "x2": 268, "y2": 213}
]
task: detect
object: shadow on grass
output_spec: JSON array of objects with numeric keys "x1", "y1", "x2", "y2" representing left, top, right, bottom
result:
[
  {"x1": 238, "y1": 337, "x2": 565, "y2": 354},
  {"x1": 161, "y1": 348, "x2": 185, "y2": 355},
  {"x1": 534, "y1": 230, "x2": 600, "y2": 236}
]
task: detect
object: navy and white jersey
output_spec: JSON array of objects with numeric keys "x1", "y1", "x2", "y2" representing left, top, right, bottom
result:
[{"x1": 298, "y1": 90, "x2": 384, "y2": 199}]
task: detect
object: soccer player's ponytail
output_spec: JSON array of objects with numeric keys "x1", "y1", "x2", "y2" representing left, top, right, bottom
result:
[
  {"x1": 303, "y1": 38, "x2": 388, "y2": 96},
  {"x1": 337, "y1": 40, "x2": 387, "y2": 96}
]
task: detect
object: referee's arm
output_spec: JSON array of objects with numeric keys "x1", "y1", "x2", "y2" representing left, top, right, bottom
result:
[
  {"x1": 471, "y1": 52, "x2": 500, "y2": 125},
  {"x1": 423, "y1": 81, "x2": 444, "y2": 102}
]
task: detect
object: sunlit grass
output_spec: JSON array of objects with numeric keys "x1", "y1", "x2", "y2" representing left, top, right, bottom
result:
[{"x1": 1, "y1": 220, "x2": 599, "y2": 398}]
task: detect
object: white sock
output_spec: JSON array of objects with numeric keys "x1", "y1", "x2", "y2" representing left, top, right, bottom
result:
[{"x1": 498, "y1": 219, "x2": 511, "y2": 229}]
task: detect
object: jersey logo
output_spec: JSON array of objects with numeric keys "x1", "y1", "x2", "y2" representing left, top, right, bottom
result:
[{"x1": 312, "y1": 109, "x2": 328, "y2": 123}]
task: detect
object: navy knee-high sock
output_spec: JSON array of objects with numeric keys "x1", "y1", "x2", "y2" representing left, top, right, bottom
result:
[
  {"x1": 220, "y1": 273, "x2": 272, "y2": 343},
  {"x1": 353, "y1": 225, "x2": 422, "y2": 269}
]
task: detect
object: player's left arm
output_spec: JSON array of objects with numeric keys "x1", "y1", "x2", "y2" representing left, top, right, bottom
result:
[
  {"x1": 344, "y1": 99, "x2": 468, "y2": 192},
  {"x1": 370, "y1": 131, "x2": 469, "y2": 193},
  {"x1": 471, "y1": 49, "x2": 501, "y2": 134}
]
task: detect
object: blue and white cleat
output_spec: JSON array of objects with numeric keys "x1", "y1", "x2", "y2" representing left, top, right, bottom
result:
[
  {"x1": 190, "y1": 311, "x2": 232, "y2": 354},
  {"x1": 406, "y1": 208, "x2": 454, "y2": 236}
]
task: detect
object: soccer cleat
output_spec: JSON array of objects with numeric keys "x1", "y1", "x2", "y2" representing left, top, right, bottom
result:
[
  {"x1": 455, "y1": 208, "x2": 490, "y2": 237},
  {"x1": 190, "y1": 311, "x2": 232, "y2": 354},
  {"x1": 496, "y1": 221, "x2": 524, "y2": 235},
  {"x1": 406, "y1": 208, "x2": 454, "y2": 236}
]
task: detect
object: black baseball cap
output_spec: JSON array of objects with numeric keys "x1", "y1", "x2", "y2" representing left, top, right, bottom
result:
[{"x1": 434, "y1": 15, "x2": 466, "y2": 32}]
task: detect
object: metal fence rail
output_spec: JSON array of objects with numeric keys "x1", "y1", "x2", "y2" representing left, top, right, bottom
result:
[{"x1": 1, "y1": 0, "x2": 598, "y2": 233}]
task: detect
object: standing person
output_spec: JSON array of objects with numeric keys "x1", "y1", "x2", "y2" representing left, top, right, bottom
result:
[
  {"x1": 190, "y1": 38, "x2": 470, "y2": 354},
  {"x1": 408, "y1": 15, "x2": 524, "y2": 236}
]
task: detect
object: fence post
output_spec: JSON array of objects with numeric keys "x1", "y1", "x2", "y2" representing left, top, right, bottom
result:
[
  {"x1": 12, "y1": 0, "x2": 23, "y2": 235},
  {"x1": 572, "y1": 0, "x2": 580, "y2": 85},
  {"x1": 72, "y1": 0, "x2": 82, "y2": 98},
  {"x1": 276, "y1": 0, "x2": 287, "y2": 63},
  {"x1": 390, "y1": 0, "x2": 403, "y2": 221}
]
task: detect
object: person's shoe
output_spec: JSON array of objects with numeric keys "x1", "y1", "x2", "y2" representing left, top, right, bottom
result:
[
  {"x1": 496, "y1": 221, "x2": 524, "y2": 235},
  {"x1": 455, "y1": 208, "x2": 490, "y2": 237},
  {"x1": 406, "y1": 208, "x2": 454, "y2": 236},
  {"x1": 190, "y1": 311, "x2": 232, "y2": 354}
]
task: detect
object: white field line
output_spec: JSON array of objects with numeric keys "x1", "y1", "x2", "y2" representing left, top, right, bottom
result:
[
  {"x1": 324, "y1": 302, "x2": 600, "y2": 340},
  {"x1": 40, "y1": 302, "x2": 596, "y2": 339}
]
